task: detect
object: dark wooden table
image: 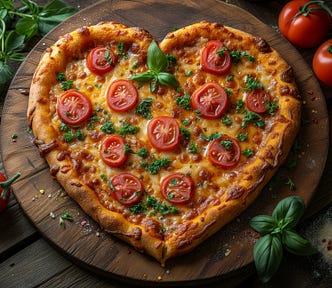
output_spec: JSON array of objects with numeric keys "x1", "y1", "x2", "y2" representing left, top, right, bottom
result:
[{"x1": 1, "y1": 1, "x2": 331, "y2": 287}]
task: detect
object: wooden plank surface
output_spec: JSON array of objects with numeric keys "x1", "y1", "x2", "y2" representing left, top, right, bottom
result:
[{"x1": 2, "y1": 1, "x2": 327, "y2": 287}]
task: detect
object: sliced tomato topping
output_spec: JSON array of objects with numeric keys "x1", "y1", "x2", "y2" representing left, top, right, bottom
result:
[
  {"x1": 245, "y1": 89, "x2": 271, "y2": 114},
  {"x1": 110, "y1": 173, "x2": 143, "y2": 206},
  {"x1": 86, "y1": 46, "x2": 116, "y2": 75},
  {"x1": 191, "y1": 82, "x2": 229, "y2": 119},
  {"x1": 161, "y1": 173, "x2": 195, "y2": 204},
  {"x1": 107, "y1": 80, "x2": 138, "y2": 112},
  {"x1": 57, "y1": 89, "x2": 92, "y2": 125},
  {"x1": 207, "y1": 136, "x2": 241, "y2": 168},
  {"x1": 147, "y1": 116, "x2": 180, "y2": 151},
  {"x1": 100, "y1": 135, "x2": 128, "y2": 167},
  {"x1": 201, "y1": 40, "x2": 232, "y2": 75}
]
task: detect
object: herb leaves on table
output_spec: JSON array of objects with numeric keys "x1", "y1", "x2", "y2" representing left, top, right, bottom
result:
[
  {"x1": 0, "y1": 0, "x2": 77, "y2": 87},
  {"x1": 250, "y1": 196, "x2": 316, "y2": 283}
]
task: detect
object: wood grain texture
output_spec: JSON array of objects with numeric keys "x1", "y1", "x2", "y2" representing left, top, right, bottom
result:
[{"x1": 0, "y1": 0, "x2": 329, "y2": 286}]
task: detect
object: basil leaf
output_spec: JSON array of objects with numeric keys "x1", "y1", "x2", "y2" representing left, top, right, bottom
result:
[
  {"x1": 5, "y1": 30, "x2": 25, "y2": 52},
  {"x1": 0, "y1": 61, "x2": 12, "y2": 85},
  {"x1": 254, "y1": 234, "x2": 283, "y2": 283},
  {"x1": 250, "y1": 215, "x2": 277, "y2": 235},
  {"x1": 147, "y1": 40, "x2": 168, "y2": 73},
  {"x1": 150, "y1": 80, "x2": 157, "y2": 92},
  {"x1": 130, "y1": 71, "x2": 154, "y2": 82},
  {"x1": 272, "y1": 196, "x2": 304, "y2": 229},
  {"x1": 15, "y1": 16, "x2": 38, "y2": 39},
  {"x1": 282, "y1": 229, "x2": 316, "y2": 256},
  {"x1": 157, "y1": 72, "x2": 179, "y2": 87}
]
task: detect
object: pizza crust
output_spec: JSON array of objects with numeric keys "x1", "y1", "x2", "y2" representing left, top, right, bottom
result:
[{"x1": 28, "y1": 21, "x2": 301, "y2": 264}]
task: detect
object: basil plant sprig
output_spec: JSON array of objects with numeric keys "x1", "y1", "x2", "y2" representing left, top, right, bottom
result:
[
  {"x1": 130, "y1": 40, "x2": 179, "y2": 92},
  {"x1": 250, "y1": 196, "x2": 316, "y2": 283}
]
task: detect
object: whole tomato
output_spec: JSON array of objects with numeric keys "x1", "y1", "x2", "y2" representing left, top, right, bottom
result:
[
  {"x1": 313, "y1": 39, "x2": 332, "y2": 86},
  {"x1": 0, "y1": 172, "x2": 21, "y2": 212},
  {"x1": 278, "y1": 0, "x2": 331, "y2": 48}
]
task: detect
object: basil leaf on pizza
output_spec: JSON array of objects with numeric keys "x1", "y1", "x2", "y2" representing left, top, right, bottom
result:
[{"x1": 28, "y1": 21, "x2": 301, "y2": 264}]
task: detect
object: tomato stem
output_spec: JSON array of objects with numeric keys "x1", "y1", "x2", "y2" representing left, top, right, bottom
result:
[
  {"x1": 296, "y1": 0, "x2": 332, "y2": 18},
  {"x1": 0, "y1": 172, "x2": 21, "y2": 199}
]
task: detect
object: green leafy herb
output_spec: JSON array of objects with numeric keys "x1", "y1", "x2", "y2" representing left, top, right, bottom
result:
[
  {"x1": 124, "y1": 143, "x2": 134, "y2": 154},
  {"x1": 116, "y1": 41, "x2": 127, "y2": 59},
  {"x1": 136, "y1": 97, "x2": 153, "y2": 119},
  {"x1": 130, "y1": 41, "x2": 179, "y2": 92},
  {"x1": 188, "y1": 141, "x2": 198, "y2": 154},
  {"x1": 141, "y1": 157, "x2": 170, "y2": 174},
  {"x1": 185, "y1": 70, "x2": 193, "y2": 77},
  {"x1": 220, "y1": 139, "x2": 233, "y2": 150},
  {"x1": 200, "y1": 132, "x2": 222, "y2": 141},
  {"x1": 226, "y1": 74, "x2": 234, "y2": 81},
  {"x1": 216, "y1": 46, "x2": 228, "y2": 57},
  {"x1": 0, "y1": 0, "x2": 77, "y2": 87},
  {"x1": 243, "y1": 75, "x2": 264, "y2": 91},
  {"x1": 75, "y1": 130, "x2": 85, "y2": 141},
  {"x1": 285, "y1": 177, "x2": 296, "y2": 191},
  {"x1": 129, "y1": 202, "x2": 148, "y2": 214},
  {"x1": 230, "y1": 50, "x2": 255, "y2": 63},
  {"x1": 237, "y1": 132, "x2": 248, "y2": 142},
  {"x1": 180, "y1": 126, "x2": 191, "y2": 141},
  {"x1": 137, "y1": 148, "x2": 149, "y2": 159},
  {"x1": 236, "y1": 99, "x2": 246, "y2": 114},
  {"x1": 175, "y1": 91, "x2": 192, "y2": 110},
  {"x1": 242, "y1": 148, "x2": 254, "y2": 157},
  {"x1": 59, "y1": 212, "x2": 73, "y2": 227},
  {"x1": 242, "y1": 111, "x2": 265, "y2": 128},
  {"x1": 63, "y1": 131, "x2": 74, "y2": 142},
  {"x1": 221, "y1": 115, "x2": 232, "y2": 126},
  {"x1": 250, "y1": 196, "x2": 316, "y2": 283},
  {"x1": 100, "y1": 120, "x2": 116, "y2": 134},
  {"x1": 266, "y1": 100, "x2": 279, "y2": 115},
  {"x1": 117, "y1": 122, "x2": 139, "y2": 137},
  {"x1": 145, "y1": 195, "x2": 178, "y2": 215}
]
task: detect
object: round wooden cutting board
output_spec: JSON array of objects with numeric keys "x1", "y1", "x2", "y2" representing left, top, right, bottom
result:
[{"x1": 1, "y1": 0, "x2": 329, "y2": 286}]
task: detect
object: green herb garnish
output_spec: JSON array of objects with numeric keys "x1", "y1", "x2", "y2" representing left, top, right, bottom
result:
[
  {"x1": 242, "y1": 111, "x2": 265, "y2": 128},
  {"x1": 200, "y1": 132, "x2": 222, "y2": 141},
  {"x1": 243, "y1": 75, "x2": 264, "y2": 91},
  {"x1": 242, "y1": 148, "x2": 254, "y2": 157},
  {"x1": 175, "y1": 91, "x2": 192, "y2": 110},
  {"x1": 136, "y1": 98, "x2": 153, "y2": 119}
]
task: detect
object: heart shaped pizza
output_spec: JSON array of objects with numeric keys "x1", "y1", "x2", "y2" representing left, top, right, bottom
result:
[{"x1": 27, "y1": 21, "x2": 301, "y2": 264}]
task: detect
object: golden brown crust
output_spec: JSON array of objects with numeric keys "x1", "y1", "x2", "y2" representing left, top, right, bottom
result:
[{"x1": 28, "y1": 21, "x2": 301, "y2": 264}]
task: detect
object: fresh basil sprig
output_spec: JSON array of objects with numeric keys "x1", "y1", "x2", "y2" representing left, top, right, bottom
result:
[
  {"x1": 130, "y1": 40, "x2": 179, "y2": 92},
  {"x1": 250, "y1": 196, "x2": 316, "y2": 283}
]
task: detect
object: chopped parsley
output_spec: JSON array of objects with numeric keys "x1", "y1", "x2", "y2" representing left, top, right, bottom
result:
[
  {"x1": 136, "y1": 98, "x2": 153, "y2": 119},
  {"x1": 241, "y1": 111, "x2": 265, "y2": 128},
  {"x1": 266, "y1": 100, "x2": 279, "y2": 115},
  {"x1": 237, "y1": 132, "x2": 248, "y2": 142},
  {"x1": 137, "y1": 148, "x2": 149, "y2": 159},
  {"x1": 100, "y1": 174, "x2": 107, "y2": 182},
  {"x1": 63, "y1": 132, "x2": 74, "y2": 142},
  {"x1": 100, "y1": 120, "x2": 116, "y2": 134},
  {"x1": 56, "y1": 72, "x2": 66, "y2": 82},
  {"x1": 116, "y1": 41, "x2": 127, "y2": 59},
  {"x1": 124, "y1": 144, "x2": 135, "y2": 154},
  {"x1": 230, "y1": 50, "x2": 255, "y2": 63},
  {"x1": 175, "y1": 91, "x2": 192, "y2": 110},
  {"x1": 117, "y1": 122, "x2": 140, "y2": 137},
  {"x1": 185, "y1": 70, "x2": 193, "y2": 77},
  {"x1": 216, "y1": 46, "x2": 228, "y2": 57},
  {"x1": 285, "y1": 177, "x2": 296, "y2": 191},
  {"x1": 236, "y1": 99, "x2": 246, "y2": 114},
  {"x1": 75, "y1": 130, "x2": 85, "y2": 141},
  {"x1": 166, "y1": 54, "x2": 177, "y2": 68},
  {"x1": 188, "y1": 141, "x2": 199, "y2": 154},
  {"x1": 141, "y1": 157, "x2": 171, "y2": 174},
  {"x1": 104, "y1": 48, "x2": 114, "y2": 65},
  {"x1": 200, "y1": 132, "x2": 222, "y2": 141},
  {"x1": 220, "y1": 139, "x2": 233, "y2": 150},
  {"x1": 243, "y1": 75, "x2": 264, "y2": 92},
  {"x1": 59, "y1": 212, "x2": 73, "y2": 227},
  {"x1": 222, "y1": 115, "x2": 232, "y2": 126},
  {"x1": 60, "y1": 122, "x2": 69, "y2": 132},
  {"x1": 129, "y1": 195, "x2": 178, "y2": 215},
  {"x1": 242, "y1": 148, "x2": 254, "y2": 158},
  {"x1": 180, "y1": 126, "x2": 191, "y2": 141},
  {"x1": 226, "y1": 74, "x2": 234, "y2": 81}
]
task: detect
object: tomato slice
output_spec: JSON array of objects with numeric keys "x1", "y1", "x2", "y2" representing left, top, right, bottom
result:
[
  {"x1": 161, "y1": 173, "x2": 195, "y2": 204},
  {"x1": 107, "y1": 80, "x2": 138, "y2": 112},
  {"x1": 201, "y1": 40, "x2": 232, "y2": 75},
  {"x1": 57, "y1": 89, "x2": 92, "y2": 125},
  {"x1": 245, "y1": 89, "x2": 271, "y2": 114},
  {"x1": 100, "y1": 135, "x2": 128, "y2": 167},
  {"x1": 110, "y1": 173, "x2": 143, "y2": 206},
  {"x1": 207, "y1": 136, "x2": 241, "y2": 168},
  {"x1": 86, "y1": 46, "x2": 116, "y2": 75},
  {"x1": 147, "y1": 116, "x2": 180, "y2": 151},
  {"x1": 191, "y1": 82, "x2": 229, "y2": 119}
]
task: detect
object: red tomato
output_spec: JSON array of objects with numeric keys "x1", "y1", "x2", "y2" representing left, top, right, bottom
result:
[
  {"x1": 245, "y1": 89, "x2": 271, "y2": 114},
  {"x1": 110, "y1": 173, "x2": 143, "y2": 206},
  {"x1": 278, "y1": 0, "x2": 331, "y2": 48},
  {"x1": 161, "y1": 173, "x2": 195, "y2": 204},
  {"x1": 0, "y1": 172, "x2": 21, "y2": 213},
  {"x1": 313, "y1": 39, "x2": 332, "y2": 87},
  {"x1": 207, "y1": 136, "x2": 241, "y2": 168},
  {"x1": 86, "y1": 46, "x2": 116, "y2": 75},
  {"x1": 191, "y1": 82, "x2": 229, "y2": 119},
  {"x1": 107, "y1": 80, "x2": 138, "y2": 112},
  {"x1": 147, "y1": 116, "x2": 180, "y2": 151},
  {"x1": 201, "y1": 40, "x2": 232, "y2": 75},
  {"x1": 57, "y1": 90, "x2": 92, "y2": 125},
  {"x1": 100, "y1": 135, "x2": 128, "y2": 167}
]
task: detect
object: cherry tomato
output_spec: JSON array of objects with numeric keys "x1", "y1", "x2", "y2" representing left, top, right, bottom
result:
[
  {"x1": 207, "y1": 136, "x2": 241, "y2": 168},
  {"x1": 161, "y1": 173, "x2": 195, "y2": 204},
  {"x1": 100, "y1": 135, "x2": 128, "y2": 167},
  {"x1": 110, "y1": 173, "x2": 143, "y2": 206},
  {"x1": 201, "y1": 40, "x2": 232, "y2": 75},
  {"x1": 278, "y1": 0, "x2": 331, "y2": 48},
  {"x1": 107, "y1": 80, "x2": 138, "y2": 112},
  {"x1": 0, "y1": 172, "x2": 21, "y2": 213},
  {"x1": 147, "y1": 116, "x2": 180, "y2": 151},
  {"x1": 57, "y1": 90, "x2": 92, "y2": 125},
  {"x1": 313, "y1": 39, "x2": 332, "y2": 87},
  {"x1": 245, "y1": 89, "x2": 271, "y2": 114},
  {"x1": 191, "y1": 82, "x2": 229, "y2": 119},
  {"x1": 86, "y1": 46, "x2": 116, "y2": 75}
]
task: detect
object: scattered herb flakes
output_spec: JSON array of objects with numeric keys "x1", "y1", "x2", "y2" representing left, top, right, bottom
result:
[
  {"x1": 180, "y1": 126, "x2": 191, "y2": 141},
  {"x1": 230, "y1": 50, "x2": 255, "y2": 64},
  {"x1": 175, "y1": 91, "x2": 192, "y2": 110},
  {"x1": 241, "y1": 111, "x2": 265, "y2": 128},
  {"x1": 188, "y1": 141, "x2": 199, "y2": 154},
  {"x1": 59, "y1": 212, "x2": 73, "y2": 227},
  {"x1": 220, "y1": 139, "x2": 233, "y2": 150},
  {"x1": 185, "y1": 70, "x2": 193, "y2": 77},
  {"x1": 136, "y1": 98, "x2": 153, "y2": 119},
  {"x1": 141, "y1": 158, "x2": 171, "y2": 174},
  {"x1": 285, "y1": 177, "x2": 296, "y2": 191},
  {"x1": 236, "y1": 99, "x2": 246, "y2": 114},
  {"x1": 117, "y1": 122, "x2": 140, "y2": 137},
  {"x1": 137, "y1": 148, "x2": 149, "y2": 159},
  {"x1": 237, "y1": 132, "x2": 248, "y2": 142},
  {"x1": 100, "y1": 120, "x2": 116, "y2": 134},
  {"x1": 243, "y1": 75, "x2": 264, "y2": 92},
  {"x1": 266, "y1": 101, "x2": 279, "y2": 115},
  {"x1": 200, "y1": 132, "x2": 222, "y2": 141},
  {"x1": 222, "y1": 115, "x2": 232, "y2": 126},
  {"x1": 242, "y1": 148, "x2": 254, "y2": 158}
]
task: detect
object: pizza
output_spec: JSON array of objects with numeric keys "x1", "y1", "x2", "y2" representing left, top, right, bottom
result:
[{"x1": 27, "y1": 21, "x2": 301, "y2": 264}]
